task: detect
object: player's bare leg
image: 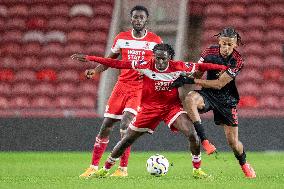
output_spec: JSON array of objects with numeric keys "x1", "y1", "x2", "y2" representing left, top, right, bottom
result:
[
  {"x1": 173, "y1": 114, "x2": 209, "y2": 179},
  {"x1": 111, "y1": 111, "x2": 135, "y2": 177},
  {"x1": 79, "y1": 117, "x2": 118, "y2": 178},
  {"x1": 95, "y1": 128, "x2": 144, "y2": 177},
  {"x1": 185, "y1": 92, "x2": 216, "y2": 155},
  {"x1": 223, "y1": 125, "x2": 256, "y2": 178}
]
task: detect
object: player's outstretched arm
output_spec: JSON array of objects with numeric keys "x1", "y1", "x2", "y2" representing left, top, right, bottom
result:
[
  {"x1": 71, "y1": 54, "x2": 133, "y2": 69},
  {"x1": 194, "y1": 63, "x2": 227, "y2": 72}
]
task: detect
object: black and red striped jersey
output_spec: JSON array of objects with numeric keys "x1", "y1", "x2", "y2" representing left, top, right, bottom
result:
[{"x1": 198, "y1": 45, "x2": 244, "y2": 106}]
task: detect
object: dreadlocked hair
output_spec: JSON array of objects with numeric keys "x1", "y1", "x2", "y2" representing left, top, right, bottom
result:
[
  {"x1": 215, "y1": 27, "x2": 243, "y2": 45},
  {"x1": 153, "y1": 43, "x2": 175, "y2": 60}
]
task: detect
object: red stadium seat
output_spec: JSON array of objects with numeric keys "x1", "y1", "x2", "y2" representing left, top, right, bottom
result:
[
  {"x1": 246, "y1": 17, "x2": 266, "y2": 30},
  {"x1": 19, "y1": 56, "x2": 38, "y2": 69},
  {"x1": 89, "y1": 30, "x2": 108, "y2": 44},
  {"x1": 76, "y1": 96, "x2": 96, "y2": 109},
  {"x1": 0, "y1": 18, "x2": 5, "y2": 31},
  {"x1": 267, "y1": 16, "x2": 284, "y2": 29},
  {"x1": 204, "y1": 4, "x2": 225, "y2": 16},
  {"x1": 265, "y1": 42, "x2": 282, "y2": 56},
  {"x1": 39, "y1": 56, "x2": 60, "y2": 69},
  {"x1": 86, "y1": 44, "x2": 106, "y2": 56},
  {"x1": 48, "y1": 18, "x2": 68, "y2": 31},
  {"x1": 0, "y1": 83, "x2": 11, "y2": 96},
  {"x1": 67, "y1": 30, "x2": 88, "y2": 43},
  {"x1": 36, "y1": 69, "x2": 57, "y2": 82},
  {"x1": 41, "y1": 43, "x2": 64, "y2": 56},
  {"x1": 31, "y1": 96, "x2": 54, "y2": 109},
  {"x1": 56, "y1": 82, "x2": 77, "y2": 96},
  {"x1": 15, "y1": 70, "x2": 36, "y2": 82},
  {"x1": 9, "y1": 96, "x2": 30, "y2": 109},
  {"x1": 29, "y1": 5, "x2": 49, "y2": 18},
  {"x1": 0, "y1": 69, "x2": 15, "y2": 82},
  {"x1": 2, "y1": 31, "x2": 22, "y2": 42},
  {"x1": 247, "y1": 3, "x2": 268, "y2": 17},
  {"x1": 0, "y1": 5, "x2": 7, "y2": 17},
  {"x1": 203, "y1": 17, "x2": 224, "y2": 30},
  {"x1": 8, "y1": 4, "x2": 28, "y2": 17},
  {"x1": 201, "y1": 29, "x2": 219, "y2": 43},
  {"x1": 259, "y1": 95, "x2": 281, "y2": 109},
  {"x1": 33, "y1": 83, "x2": 56, "y2": 97},
  {"x1": 94, "y1": 3, "x2": 113, "y2": 17},
  {"x1": 242, "y1": 30, "x2": 264, "y2": 43},
  {"x1": 22, "y1": 42, "x2": 41, "y2": 56},
  {"x1": 238, "y1": 82, "x2": 260, "y2": 96},
  {"x1": 70, "y1": 4, "x2": 94, "y2": 17},
  {"x1": 1, "y1": 57, "x2": 17, "y2": 69},
  {"x1": 226, "y1": 4, "x2": 246, "y2": 16},
  {"x1": 263, "y1": 69, "x2": 282, "y2": 81},
  {"x1": 261, "y1": 82, "x2": 281, "y2": 95},
  {"x1": 1, "y1": 43, "x2": 21, "y2": 56},
  {"x1": 224, "y1": 16, "x2": 246, "y2": 31},
  {"x1": 89, "y1": 17, "x2": 111, "y2": 31},
  {"x1": 54, "y1": 96, "x2": 75, "y2": 109},
  {"x1": 0, "y1": 97, "x2": 9, "y2": 109},
  {"x1": 6, "y1": 18, "x2": 26, "y2": 30},
  {"x1": 68, "y1": 17, "x2": 90, "y2": 30},
  {"x1": 26, "y1": 17, "x2": 47, "y2": 30},
  {"x1": 50, "y1": 4, "x2": 69, "y2": 17},
  {"x1": 237, "y1": 68, "x2": 263, "y2": 83},
  {"x1": 269, "y1": 3, "x2": 284, "y2": 16},
  {"x1": 238, "y1": 95, "x2": 259, "y2": 108},
  {"x1": 266, "y1": 29, "x2": 284, "y2": 42},
  {"x1": 78, "y1": 82, "x2": 97, "y2": 95},
  {"x1": 64, "y1": 43, "x2": 84, "y2": 55},
  {"x1": 264, "y1": 56, "x2": 283, "y2": 68},
  {"x1": 61, "y1": 57, "x2": 82, "y2": 69},
  {"x1": 57, "y1": 70, "x2": 80, "y2": 82},
  {"x1": 11, "y1": 82, "x2": 32, "y2": 96},
  {"x1": 243, "y1": 42, "x2": 264, "y2": 56}
]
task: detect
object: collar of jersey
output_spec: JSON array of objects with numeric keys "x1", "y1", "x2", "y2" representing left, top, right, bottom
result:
[{"x1": 131, "y1": 29, "x2": 148, "y2": 39}]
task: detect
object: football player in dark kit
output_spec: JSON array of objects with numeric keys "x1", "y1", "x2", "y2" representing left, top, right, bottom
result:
[{"x1": 171, "y1": 27, "x2": 256, "y2": 178}]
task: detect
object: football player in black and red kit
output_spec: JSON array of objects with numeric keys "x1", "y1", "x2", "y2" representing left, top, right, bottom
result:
[{"x1": 171, "y1": 27, "x2": 256, "y2": 178}]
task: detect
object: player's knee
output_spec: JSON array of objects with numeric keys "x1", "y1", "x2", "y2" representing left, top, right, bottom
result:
[{"x1": 185, "y1": 93, "x2": 197, "y2": 107}]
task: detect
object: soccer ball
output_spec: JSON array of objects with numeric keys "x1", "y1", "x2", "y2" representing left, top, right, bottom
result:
[{"x1": 146, "y1": 154, "x2": 169, "y2": 176}]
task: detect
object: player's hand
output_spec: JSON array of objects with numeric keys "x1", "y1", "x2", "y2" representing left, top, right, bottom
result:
[
  {"x1": 85, "y1": 69, "x2": 95, "y2": 79},
  {"x1": 170, "y1": 76, "x2": 195, "y2": 88},
  {"x1": 70, "y1": 53, "x2": 88, "y2": 62}
]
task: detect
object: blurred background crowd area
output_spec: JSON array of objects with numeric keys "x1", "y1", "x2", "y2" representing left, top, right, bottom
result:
[{"x1": 0, "y1": 0, "x2": 283, "y2": 118}]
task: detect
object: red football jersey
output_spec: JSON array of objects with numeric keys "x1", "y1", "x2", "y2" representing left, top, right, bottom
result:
[
  {"x1": 111, "y1": 29, "x2": 162, "y2": 85},
  {"x1": 131, "y1": 59, "x2": 196, "y2": 108}
]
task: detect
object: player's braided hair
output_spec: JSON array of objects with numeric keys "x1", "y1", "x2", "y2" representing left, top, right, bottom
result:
[
  {"x1": 130, "y1": 5, "x2": 149, "y2": 17},
  {"x1": 153, "y1": 44, "x2": 175, "y2": 60},
  {"x1": 215, "y1": 27, "x2": 243, "y2": 45}
]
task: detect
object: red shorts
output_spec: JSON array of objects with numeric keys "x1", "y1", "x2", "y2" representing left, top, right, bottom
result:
[
  {"x1": 104, "y1": 81, "x2": 142, "y2": 119},
  {"x1": 129, "y1": 103, "x2": 187, "y2": 133}
]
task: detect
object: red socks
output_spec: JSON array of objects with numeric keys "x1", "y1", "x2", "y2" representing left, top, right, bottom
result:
[
  {"x1": 91, "y1": 136, "x2": 109, "y2": 166},
  {"x1": 119, "y1": 146, "x2": 131, "y2": 167},
  {"x1": 192, "y1": 154, "x2": 202, "y2": 169}
]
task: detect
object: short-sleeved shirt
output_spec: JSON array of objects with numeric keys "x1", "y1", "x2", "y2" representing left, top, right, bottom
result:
[
  {"x1": 111, "y1": 29, "x2": 162, "y2": 87},
  {"x1": 198, "y1": 45, "x2": 244, "y2": 107}
]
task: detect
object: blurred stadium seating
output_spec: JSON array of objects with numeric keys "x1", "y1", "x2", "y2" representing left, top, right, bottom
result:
[
  {"x1": 0, "y1": 0, "x2": 113, "y2": 117},
  {"x1": 189, "y1": 0, "x2": 284, "y2": 116}
]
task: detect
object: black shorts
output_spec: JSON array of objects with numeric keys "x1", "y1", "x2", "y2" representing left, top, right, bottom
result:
[{"x1": 197, "y1": 90, "x2": 238, "y2": 127}]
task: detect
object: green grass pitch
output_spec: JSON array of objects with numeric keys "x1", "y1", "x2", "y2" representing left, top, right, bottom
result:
[{"x1": 0, "y1": 152, "x2": 283, "y2": 189}]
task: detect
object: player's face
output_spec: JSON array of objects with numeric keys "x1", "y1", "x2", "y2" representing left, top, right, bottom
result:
[
  {"x1": 218, "y1": 37, "x2": 237, "y2": 58},
  {"x1": 154, "y1": 50, "x2": 170, "y2": 72},
  {"x1": 131, "y1": 10, "x2": 148, "y2": 32}
]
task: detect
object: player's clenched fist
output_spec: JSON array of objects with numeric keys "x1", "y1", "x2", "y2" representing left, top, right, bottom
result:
[
  {"x1": 85, "y1": 69, "x2": 95, "y2": 79},
  {"x1": 70, "y1": 53, "x2": 88, "y2": 62}
]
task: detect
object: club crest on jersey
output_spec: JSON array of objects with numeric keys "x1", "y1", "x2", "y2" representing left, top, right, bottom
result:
[
  {"x1": 185, "y1": 62, "x2": 193, "y2": 68},
  {"x1": 138, "y1": 60, "x2": 147, "y2": 65},
  {"x1": 125, "y1": 41, "x2": 130, "y2": 46},
  {"x1": 143, "y1": 42, "x2": 150, "y2": 50}
]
